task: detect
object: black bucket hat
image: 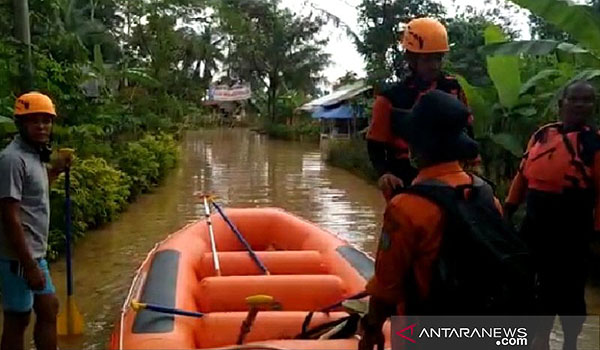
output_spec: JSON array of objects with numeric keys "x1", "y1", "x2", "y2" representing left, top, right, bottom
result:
[{"x1": 395, "y1": 90, "x2": 479, "y2": 163}]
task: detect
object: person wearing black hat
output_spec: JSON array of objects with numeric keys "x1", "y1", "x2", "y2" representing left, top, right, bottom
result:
[{"x1": 359, "y1": 90, "x2": 500, "y2": 350}]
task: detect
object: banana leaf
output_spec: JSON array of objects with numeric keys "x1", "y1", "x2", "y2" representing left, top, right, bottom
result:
[
  {"x1": 0, "y1": 116, "x2": 16, "y2": 135},
  {"x1": 510, "y1": 0, "x2": 600, "y2": 57},
  {"x1": 484, "y1": 26, "x2": 522, "y2": 109}
]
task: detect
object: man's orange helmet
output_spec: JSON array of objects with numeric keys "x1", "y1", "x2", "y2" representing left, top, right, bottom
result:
[
  {"x1": 401, "y1": 17, "x2": 449, "y2": 54},
  {"x1": 14, "y1": 92, "x2": 57, "y2": 118}
]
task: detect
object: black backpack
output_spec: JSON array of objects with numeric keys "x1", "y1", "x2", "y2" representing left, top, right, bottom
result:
[{"x1": 402, "y1": 175, "x2": 535, "y2": 316}]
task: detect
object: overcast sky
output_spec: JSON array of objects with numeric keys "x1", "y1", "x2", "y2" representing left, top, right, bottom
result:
[{"x1": 280, "y1": 0, "x2": 535, "y2": 86}]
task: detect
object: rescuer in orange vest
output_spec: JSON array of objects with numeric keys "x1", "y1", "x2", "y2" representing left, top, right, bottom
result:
[
  {"x1": 366, "y1": 17, "x2": 474, "y2": 202},
  {"x1": 505, "y1": 80, "x2": 600, "y2": 350}
]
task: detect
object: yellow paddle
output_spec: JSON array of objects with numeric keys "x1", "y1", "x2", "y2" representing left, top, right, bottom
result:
[
  {"x1": 237, "y1": 295, "x2": 281, "y2": 345},
  {"x1": 57, "y1": 149, "x2": 84, "y2": 335}
]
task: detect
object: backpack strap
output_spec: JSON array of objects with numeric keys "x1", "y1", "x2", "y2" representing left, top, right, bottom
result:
[
  {"x1": 404, "y1": 174, "x2": 496, "y2": 212},
  {"x1": 532, "y1": 123, "x2": 561, "y2": 143},
  {"x1": 560, "y1": 129, "x2": 594, "y2": 188},
  {"x1": 403, "y1": 179, "x2": 459, "y2": 213},
  {"x1": 470, "y1": 175, "x2": 496, "y2": 207},
  {"x1": 523, "y1": 123, "x2": 561, "y2": 164},
  {"x1": 579, "y1": 125, "x2": 600, "y2": 167}
]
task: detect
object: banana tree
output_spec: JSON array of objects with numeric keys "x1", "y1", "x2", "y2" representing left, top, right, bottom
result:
[
  {"x1": 462, "y1": 22, "x2": 600, "y2": 196},
  {"x1": 510, "y1": 0, "x2": 600, "y2": 57},
  {"x1": 478, "y1": 0, "x2": 600, "y2": 123},
  {"x1": 459, "y1": 25, "x2": 561, "y2": 194}
]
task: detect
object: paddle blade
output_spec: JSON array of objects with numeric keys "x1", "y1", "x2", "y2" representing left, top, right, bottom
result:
[{"x1": 57, "y1": 297, "x2": 84, "y2": 335}]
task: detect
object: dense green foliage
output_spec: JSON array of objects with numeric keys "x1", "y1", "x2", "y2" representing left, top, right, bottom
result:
[
  {"x1": 5, "y1": 0, "x2": 600, "y2": 259},
  {"x1": 116, "y1": 134, "x2": 179, "y2": 200},
  {"x1": 48, "y1": 157, "x2": 131, "y2": 259},
  {"x1": 0, "y1": 0, "x2": 335, "y2": 258},
  {"x1": 2, "y1": 0, "x2": 203, "y2": 260},
  {"x1": 216, "y1": 0, "x2": 330, "y2": 123},
  {"x1": 45, "y1": 135, "x2": 178, "y2": 259}
]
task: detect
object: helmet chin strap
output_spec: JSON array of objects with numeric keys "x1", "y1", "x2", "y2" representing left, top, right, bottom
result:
[{"x1": 15, "y1": 121, "x2": 53, "y2": 163}]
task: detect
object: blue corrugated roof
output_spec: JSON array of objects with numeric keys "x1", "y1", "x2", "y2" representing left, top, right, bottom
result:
[{"x1": 312, "y1": 104, "x2": 365, "y2": 119}]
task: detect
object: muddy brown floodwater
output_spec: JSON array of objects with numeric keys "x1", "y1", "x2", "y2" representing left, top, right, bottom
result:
[{"x1": 0, "y1": 129, "x2": 598, "y2": 349}]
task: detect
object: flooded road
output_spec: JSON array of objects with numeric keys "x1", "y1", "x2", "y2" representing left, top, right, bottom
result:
[
  {"x1": 52, "y1": 128, "x2": 386, "y2": 349},
  {"x1": 2, "y1": 128, "x2": 598, "y2": 349}
]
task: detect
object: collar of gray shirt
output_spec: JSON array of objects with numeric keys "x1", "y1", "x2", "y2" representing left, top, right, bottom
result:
[{"x1": 14, "y1": 135, "x2": 39, "y2": 156}]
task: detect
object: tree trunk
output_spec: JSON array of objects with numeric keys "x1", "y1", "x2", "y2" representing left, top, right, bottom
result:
[
  {"x1": 268, "y1": 74, "x2": 278, "y2": 122},
  {"x1": 13, "y1": 0, "x2": 33, "y2": 93},
  {"x1": 123, "y1": 0, "x2": 132, "y2": 87},
  {"x1": 269, "y1": 88, "x2": 277, "y2": 122}
]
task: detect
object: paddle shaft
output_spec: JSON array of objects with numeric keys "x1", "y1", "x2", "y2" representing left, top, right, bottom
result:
[
  {"x1": 237, "y1": 308, "x2": 259, "y2": 345},
  {"x1": 203, "y1": 196, "x2": 221, "y2": 275},
  {"x1": 143, "y1": 303, "x2": 205, "y2": 318},
  {"x1": 211, "y1": 201, "x2": 270, "y2": 275},
  {"x1": 65, "y1": 167, "x2": 73, "y2": 297}
]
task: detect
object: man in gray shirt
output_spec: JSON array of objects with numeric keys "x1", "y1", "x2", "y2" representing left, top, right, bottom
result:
[{"x1": 0, "y1": 92, "x2": 71, "y2": 350}]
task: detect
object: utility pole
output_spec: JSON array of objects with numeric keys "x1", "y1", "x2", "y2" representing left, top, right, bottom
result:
[{"x1": 14, "y1": 0, "x2": 33, "y2": 93}]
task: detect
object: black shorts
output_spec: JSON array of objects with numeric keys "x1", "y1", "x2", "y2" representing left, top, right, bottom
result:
[{"x1": 520, "y1": 189, "x2": 593, "y2": 316}]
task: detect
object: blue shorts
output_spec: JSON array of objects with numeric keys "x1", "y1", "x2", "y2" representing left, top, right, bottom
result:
[{"x1": 0, "y1": 258, "x2": 56, "y2": 313}]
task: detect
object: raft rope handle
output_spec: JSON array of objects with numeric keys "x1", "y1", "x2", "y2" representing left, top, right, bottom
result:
[{"x1": 300, "y1": 291, "x2": 368, "y2": 337}]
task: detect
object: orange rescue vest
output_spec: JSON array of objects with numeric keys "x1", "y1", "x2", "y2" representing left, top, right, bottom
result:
[{"x1": 522, "y1": 123, "x2": 599, "y2": 193}]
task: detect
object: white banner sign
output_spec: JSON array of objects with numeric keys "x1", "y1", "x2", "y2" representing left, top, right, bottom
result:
[{"x1": 209, "y1": 84, "x2": 252, "y2": 102}]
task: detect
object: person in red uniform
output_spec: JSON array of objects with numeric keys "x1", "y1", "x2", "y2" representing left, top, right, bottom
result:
[
  {"x1": 359, "y1": 90, "x2": 493, "y2": 350},
  {"x1": 504, "y1": 80, "x2": 600, "y2": 350},
  {"x1": 367, "y1": 17, "x2": 474, "y2": 202}
]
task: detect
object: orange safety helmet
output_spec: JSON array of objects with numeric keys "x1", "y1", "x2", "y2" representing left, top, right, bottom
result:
[
  {"x1": 14, "y1": 92, "x2": 57, "y2": 118},
  {"x1": 401, "y1": 17, "x2": 449, "y2": 54}
]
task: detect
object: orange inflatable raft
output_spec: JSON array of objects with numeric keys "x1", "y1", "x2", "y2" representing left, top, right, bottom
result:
[{"x1": 109, "y1": 207, "x2": 392, "y2": 350}]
